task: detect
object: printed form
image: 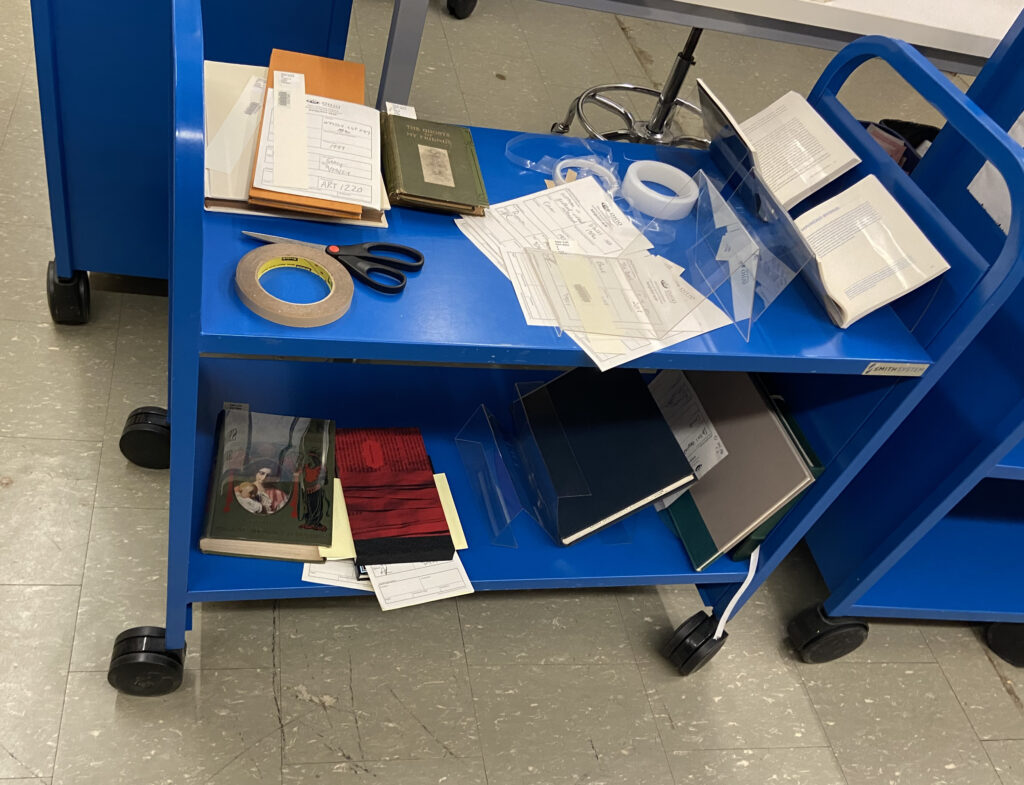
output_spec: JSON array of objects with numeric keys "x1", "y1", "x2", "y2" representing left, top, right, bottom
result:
[
  {"x1": 254, "y1": 86, "x2": 381, "y2": 208},
  {"x1": 367, "y1": 555, "x2": 474, "y2": 611},
  {"x1": 455, "y1": 177, "x2": 652, "y2": 275}
]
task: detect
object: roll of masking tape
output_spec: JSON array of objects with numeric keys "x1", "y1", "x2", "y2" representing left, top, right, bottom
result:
[
  {"x1": 621, "y1": 160, "x2": 698, "y2": 220},
  {"x1": 235, "y1": 243, "x2": 354, "y2": 328},
  {"x1": 553, "y1": 157, "x2": 619, "y2": 193}
]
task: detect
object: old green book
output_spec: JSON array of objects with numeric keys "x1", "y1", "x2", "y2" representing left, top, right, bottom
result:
[
  {"x1": 380, "y1": 114, "x2": 488, "y2": 215},
  {"x1": 199, "y1": 409, "x2": 334, "y2": 562}
]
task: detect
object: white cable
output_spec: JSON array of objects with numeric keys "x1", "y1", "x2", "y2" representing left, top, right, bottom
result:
[
  {"x1": 713, "y1": 544, "x2": 760, "y2": 640},
  {"x1": 621, "y1": 160, "x2": 698, "y2": 220},
  {"x1": 553, "y1": 157, "x2": 619, "y2": 193}
]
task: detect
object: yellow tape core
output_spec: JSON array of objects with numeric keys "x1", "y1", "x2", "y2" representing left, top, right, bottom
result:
[{"x1": 256, "y1": 255, "x2": 335, "y2": 293}]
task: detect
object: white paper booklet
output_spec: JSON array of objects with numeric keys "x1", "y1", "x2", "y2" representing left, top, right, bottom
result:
[
  {"x1": 795, "y1": 175, "x2": 950, "y2": 328},
  {"x1": 741, "y1": 91, "x2": 861, "y2": 210}
]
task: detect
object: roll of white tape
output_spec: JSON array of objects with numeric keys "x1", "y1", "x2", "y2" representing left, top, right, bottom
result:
[
  {"x1": 235, "y1": 243, "x2": 354, "y2": 328},
  {"x1": 621, "y1": 160, "x2": 698, "y2": 220},
  {"x1": 553, "y1": 157, "x2": 619, "y2": 193}
]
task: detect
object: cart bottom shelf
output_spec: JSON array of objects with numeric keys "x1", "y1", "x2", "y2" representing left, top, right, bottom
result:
[
  {"x1": 185, "y1": 358, "x2": 751, "y2": 602},
  {"x1": 841, "y1": 479, "x2": 1024, "y2": 622}
]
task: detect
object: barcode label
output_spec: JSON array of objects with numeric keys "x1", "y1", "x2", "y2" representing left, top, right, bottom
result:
[
  {"x1": 418, "y1": 144, "x2": 455, "y2": 188},
  {"x1": 277, "y1": 91, "x2": 290, "y2": 108},
  {"x1": 244, "y1": 101, "x2": 261, "y2": 115}
]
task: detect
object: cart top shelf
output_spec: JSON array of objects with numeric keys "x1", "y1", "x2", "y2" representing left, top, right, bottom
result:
[{"x1": 198, "y1": 127, "x2": 932, "y2": 374}]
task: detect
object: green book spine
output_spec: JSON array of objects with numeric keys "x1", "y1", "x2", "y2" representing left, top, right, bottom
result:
[
  {"x1": 380, "y1": 114, "x2": 489, "y2": 213},
  {"x1": 660, "y1": 493, "x2": 719, "y2": 571}
]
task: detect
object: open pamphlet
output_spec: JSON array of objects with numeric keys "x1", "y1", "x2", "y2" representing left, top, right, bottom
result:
[
  {"x1": 796, "y1": 175, "x2": 950, "y2": 328},
  {"x1": 699, "y1": 81, "x2": 951, "y2": 329}
]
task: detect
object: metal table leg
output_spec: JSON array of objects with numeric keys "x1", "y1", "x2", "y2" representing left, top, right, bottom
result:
[{"x1": 376, "y1": 0, "x2": 430, "y2": 109}]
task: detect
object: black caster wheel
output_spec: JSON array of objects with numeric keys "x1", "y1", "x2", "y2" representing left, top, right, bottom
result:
[
  {"x1": 985, "y1": 622, "x2": 1024, "y2": 667},
  {"x1": 107, "y1": 626, "x2": 185, "y2": 696},
  {"x1": 46, "y1": 259, "x2": 90, "y2": 325},
  {"x1": 446, "y1": 0, "x2": 477, "y2": 19},
  {"x1": 661, "y1": 611, "x2": 728, "y2": 676},
  {"x1": 788, "y1": 603, "x2": 869, "y2": 663},
  {"x1": 119, "y1": 407, "x2": 171, "y2": 470}
]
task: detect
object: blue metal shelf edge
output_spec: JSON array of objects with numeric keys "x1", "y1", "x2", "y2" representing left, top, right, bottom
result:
[
  {"x1": 989, "y1": 440, "x2": 1024, "y2": 480},
  {"x1": 198, "y1": 127, "x2": 932, "y2": 375}
]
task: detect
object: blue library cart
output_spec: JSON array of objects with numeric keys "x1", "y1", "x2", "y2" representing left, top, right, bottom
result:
[
  {"x1": 30, "y1": 0, "x2": 352, "y2": 325},
  {"x1": 786, "y1": 11, "x2": 1024, "y2": 667},
  {"x1": 104, "y1": 0, "x2": 1024, "y2": 694}
]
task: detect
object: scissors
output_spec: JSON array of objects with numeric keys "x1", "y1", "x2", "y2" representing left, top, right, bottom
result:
[{"x1": 242, "y1": 231, "x2": 424, "y2": 294}]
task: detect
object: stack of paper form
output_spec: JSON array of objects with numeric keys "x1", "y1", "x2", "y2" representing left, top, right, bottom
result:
[{"x1": 456, "y1": 177, "x2": 731, "y2": 370}]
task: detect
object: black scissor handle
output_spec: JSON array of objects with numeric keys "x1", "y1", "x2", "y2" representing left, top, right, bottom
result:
[
  {"x1": 340, "y1": 256, "x2": 408, "y2": 293},
  {"x1": 350, "y1": 242, "x2": 425, "y2": 271}
]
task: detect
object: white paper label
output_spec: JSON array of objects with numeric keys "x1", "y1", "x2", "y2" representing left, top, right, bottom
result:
[
  {"x1": 418, "y1": 144, "x2": 456, "y2": 188},
  {"x1": 649, "y1": 370, "x2": 728, "y2": 479},
  {"x1": 272, "y1": 71, "x2": 309, "y2": 189},
  {"x1": 385, "y1": 101, "x2": 418, "y2": 119}
]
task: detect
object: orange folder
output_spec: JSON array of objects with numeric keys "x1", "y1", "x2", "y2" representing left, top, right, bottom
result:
[{"x1": 248, "y1": 49, "x2": 375, "y2": 220}]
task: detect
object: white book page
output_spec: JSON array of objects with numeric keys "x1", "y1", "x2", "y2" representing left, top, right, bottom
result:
[
  {"x1": 741, "y1": 91, "x2": 861, "y2": 210},
  {"x1": 253, "y1": 88, "x2": 381, "y2": 208},
  {"x1": 795, "y1": 175, "x2": 950, "y2": 328}
]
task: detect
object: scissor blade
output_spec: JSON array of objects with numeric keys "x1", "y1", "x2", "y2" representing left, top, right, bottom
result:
[{"x1": 241, "y1": 231, "x2": 322, "y2": 250}]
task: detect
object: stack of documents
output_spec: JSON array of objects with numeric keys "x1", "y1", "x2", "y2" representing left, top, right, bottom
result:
[
  {"x1": 455, "y1": 177, "x2": 731, "y2": 370},
  {"x1": 301, "y1": 472, "x2": 474, "y2": 612},
  {"x1": 203, "y1": 54, "x2": 390, "y2": 228}
]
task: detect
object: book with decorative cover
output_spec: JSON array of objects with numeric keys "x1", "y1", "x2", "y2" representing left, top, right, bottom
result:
[
  {"x1": 199, "y1": 409, "x2": 334, "y2": 562},
  {"x1": 381, "y1": 114, "x2": 488, "y2": 216}
]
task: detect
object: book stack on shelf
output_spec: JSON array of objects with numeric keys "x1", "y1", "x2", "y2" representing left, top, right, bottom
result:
[{"x1": 203, "y1": 50, "x2": 487, "y2": 226}]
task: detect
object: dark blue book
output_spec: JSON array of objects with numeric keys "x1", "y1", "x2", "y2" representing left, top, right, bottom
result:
[{"x1": 516, "y1": 368, "x2": 695, "y2": 545}]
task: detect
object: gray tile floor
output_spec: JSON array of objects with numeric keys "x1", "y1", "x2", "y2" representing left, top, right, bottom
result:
[{"x1": 0, "y1": 0, "x2": 1021, "y2": 782}]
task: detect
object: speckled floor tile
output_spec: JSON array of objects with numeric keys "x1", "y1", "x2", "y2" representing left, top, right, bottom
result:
[
  {"x1": 70, "y1": 506, "x2": 168, "y2": 671},
  {"x1": 94, "y1": 437, "x2": 168, "y2": 509},
  {"x1": 0, "y1": 585, "x2": 79, "y2": 779},
  {"x1": 986, "y1": 740, "x2": 1024, "y2": 785},
  {"x1": 52, "y1": 669, "x2": 282, "y2": 785},
  {"x1": 0, "y1": 436, "x2": 99, "y2": 584},
  {"x1": 458, "y1": 589, "x2": 633, "y2": 665},
  {"x1": 668, "y1": 747, "x2": 846, "y2": 784},
  {"x1": 804, "y1": 662, "x2": 1001, "y2": 785},
  {"x1": 283, "y1": 757, "x2": 487, "y2": 784},
  {"x1": 618, "y1": 582, "x2": 829, "y2": 751},
  {"x1": 277, "y1": 597, "x2": 477, "y2": 764},
  {"x1": 111, "y1": 294, "x2": 167, "y2": 388},
  {"x1": 0, "y1": 320, "x2": 116, "y2": 441},
  {"x1": 922, "y1": 624, "x2": 1024, "y2": 741},
  {"x1": 471, "y1": 662, "x2": 671, "y2": 785},
  {"x1": 0, "y1": 224, "x2": 121, "y2": 326},
  {"x1": 439, "y1": 0, "x2": 529, "y2": 59},
  {"x1": 195, "y1": 601, "x2": 276, "y2": 670}
]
